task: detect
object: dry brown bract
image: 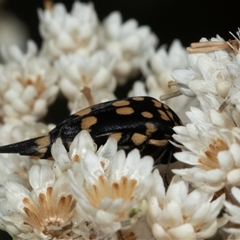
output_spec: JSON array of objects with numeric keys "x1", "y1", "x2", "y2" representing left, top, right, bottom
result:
[{"x1": 187, "y1": 39, "x2": 239, "y2": 55}]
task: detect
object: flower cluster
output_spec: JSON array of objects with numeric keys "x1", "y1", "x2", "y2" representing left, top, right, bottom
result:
[
  {"x1": 168, "y1": 31, "x2": 240, "y2": 238},
  {"x1": 0, "y1": 130, "x2": 227, "y2": 239},
  {"x1": 0, "y1": 0, "x2": 239, "y2": 239},
  {"x1": 0, "y1": 40, "x2": 59, "y2": 124}
]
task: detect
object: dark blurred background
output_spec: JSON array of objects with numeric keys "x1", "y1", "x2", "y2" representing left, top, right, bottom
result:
[
  {"x1": 0, "y1": 0, "x2": 239, "y2": 239},
  {"x1": 2, "y1": 0, "x2": 240, "y2": 49}
]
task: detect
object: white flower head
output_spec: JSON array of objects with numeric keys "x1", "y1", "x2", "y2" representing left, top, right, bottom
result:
[
  {"x1": 55, "y1": 51, "x2": 116, "y2": 108},
  {"x1": 51, "y1": 130, "x2": 118, "y2": 176},
  {"x1": 147, "y1": 170, "x2": 226, "y2": 240},
  {"x1": 171, "y1": 34, "x2": 240, "y2": 123},
  {"x1": 0, "y1": 165, "x2": 80, "y2": 239},
  {"x1": 101, "y1": 11, "x2": 158, "y2": 84},
  {"x1": 128, "y1": 40, "x2": 198, "y2": 124},
  {"x1": 0, "y1": 40, "x2": 59, "y2": 124},
  {"x1": 173, "y1": 120, "x2": 240, "y2": 192},
  {"x1": 145, "y1": 39, "x2": 188, "y2": 99},
  {"x1": 38, "y1": 1, "x2": 100, "y2": 59},
  {"x1": 55, "y1": 50, "x2": 117, "y2": 109},
  {"x1": 69, "y1": 147, "x2": 154, "y2": 236},
  {"x1": 0, "y1": 154, "x2": 32, "y2": 189}
]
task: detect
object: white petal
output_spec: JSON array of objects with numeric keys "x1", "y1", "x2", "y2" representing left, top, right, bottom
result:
[
  {"x1": 4, "y1": 181, "x2": 30, "y2": 213},
  {"x1": 147, "y1": 196, "x2": 162, "y2": 226},
  {"x1": 152, "y1": 223, "x2": 170, "y2": 240},
  {"x1": 150, "y1": 169, "x2": 165, "y2": 199},
  {"x1": 227, "y1": 169, "x2": 240, "y2": 185},
  {"x1": 70, "y1": 130, "x2": 96, "y2": 159},
  {"x1": 168, "y1": 176, "x2": 188, "y2": 204},
  {"x1": 182, "y1": 189, "x2": 211, "y2": 217},
  {"x1": 12, "y1": 99, "x2": 30, "y2": 114},
  {"x1": 21, "y1": 85, "x2": 37, "y2": 102},
  {"x1": 218, "y1": 150, "x2": 234, "y2": 170},
  {"x1": 202, "y1": 169, "x2": 225, "y2": 184},
  {"x1": 230, "y1": 143, "x2": 240, "y2": 167},
  {"x1": 167, "y1": 223, "x2": 195, "y2": 239},
  {"x1": 165, "y1": 201, "x2": 184, "y2": 226},
  {"x1": 196, "y1": 221, "x2": 218, "y2": 239},
  {"x1": 97, "y1": 138, "x2": 118, "y2": 160},
  {"x1": 171, "y1": 69, "x2": 196, "y2": 85},
  {"x1": 210, "y1": 109, "x2": 235, "y2": 127},
  {"x1": 82, "y1": 151, "x2": 104, "y2": 183},
  {"x1": 32, "y1": 99, "x2": 47, "y2": 116},
  {"x1": 173, "y1": 151, "x2": 199, "y2": 165},
  {"x1": 29, "y1": 165, "x2": 55, "y2": 192},
  {"x1": 187, "y1": 107, "x2": 209, "y2": 123},
  {"x1": 231, "y1": 187, "x2": 240, "y2": 203}
]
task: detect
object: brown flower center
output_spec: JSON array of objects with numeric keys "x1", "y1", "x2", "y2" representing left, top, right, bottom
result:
[
  {"x1": 23, "y1": 187, "x2": 76, "y2": 238},
  {"x1": 17, "y1": 75, "x2": 45, "y2": 96},
  {"x1": 85, "y1": 175, "x2": 138, "y2": 219},
  {"x1": 198, "y1": 138, "x2": 229, "y2": 170}
]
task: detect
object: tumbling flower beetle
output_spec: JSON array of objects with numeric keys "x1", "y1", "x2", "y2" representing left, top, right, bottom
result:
[{"x1": 0, "y1": 97, "x2": 182, "y2": 165}]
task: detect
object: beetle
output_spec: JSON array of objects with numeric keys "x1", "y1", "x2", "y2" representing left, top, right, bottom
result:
[{"x1": 0, "y1": 96, "x2": 182, "y2": 165}]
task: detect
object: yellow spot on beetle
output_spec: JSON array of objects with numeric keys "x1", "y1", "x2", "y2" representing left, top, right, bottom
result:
[
  {"x1": 35, "y1": 135, "x2": 50, "y2": 147},
  {"x1": 109, "y1": 132, "x2": 122, "y2": 141},
  {"x1": 149, "y1": 139, "x2": 168, "y2": 147},
  {"x1": 164, "y1": 134, "x2": 171, "y2": 138},
  {"x1": 36, "y1": 148, "x2": 47, "y2": 155},
  {"x1": 145, "y1": 123, "x2": 157, "y2": 136},
  {"x1": 132, "y1": 97, "x2": 144, "y2": 101},
  {"x1": 158, "y1": 110, "x2": 170, "y2": 121},
  {"x1": 151, "y1": 99, "x2": 162, "y2": 108},
  {"x1": 166, "y1": 110, "x2": 174, "y2": 120},
  {"x1": 141, "y1": 111, "x2": 153, "y2": 118},
  {"x1": 112, "y1": 100, "x2": 130, "y2": 107},
  {"x1": 131, "y1": 133, "x2": 147, "y2": 146},
  {"x1": 163, "y1": 103, "x2": 170, "y2": 110},
  {"x1": 116, "y1": 107, "x2": 134, "y2": 115},
  {"x1": 75, "y1": 107, "x2": 92, "y2": 117},
  {"x1": 81, "y1": 116, "x2": 97, "y2": 130}
]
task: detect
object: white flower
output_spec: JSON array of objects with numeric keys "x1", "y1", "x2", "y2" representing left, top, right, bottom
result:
[
  {"x1": 224, "y1": 187, "x2": 240, "y2": 239},
  {"x1": 144, "y1": 39, "x2": 188, "y2": 99},
  {"x1": 0, "y1": 130, "x2": 123, "y2": 239},
  {"x1": 147, "y1": 170, "x2": 226, "y2": 240},
  {"x1": 0, "y1": 165, "x2": 81, "y2": 239},
  {"x1": 55, "y1": 50, "x2": 116, "y2": 110},
  {"x1": 101, "y1": 11, "x2": 158, "y2": 84},
  {"x1": 69, "y1": 147, "x2": 154, "y2": 236},
  {"x1": 52, "y1": 130, "x2": 154, "y2": 238},
  {"x1": 171, "y1": 34, "x2": 240, "y2": 123},
  {"x1": 38, "y1": 1, "x2": 100, "y2": 59},
  {"x1": 51, "y1": 130, "x2": 118, "y2": 176},
  {"x1": 173, "y1": 120, "x2": 240, "y2": 192},
  {"x1": 0, "y1": 40, "x2": 59, "y2": 124},
  {"x1": 0, "y1": 154, "x2": 32, "y2": 190},
  {"x1": 142, "y1": 39, "x2": 188, "y2": 81},
  {"x1": 172, "y1": 35, "x2": 235, "y2": 96},
  {"x1": 128, "y1": 40, "x2": 198, "y2": 124}
]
